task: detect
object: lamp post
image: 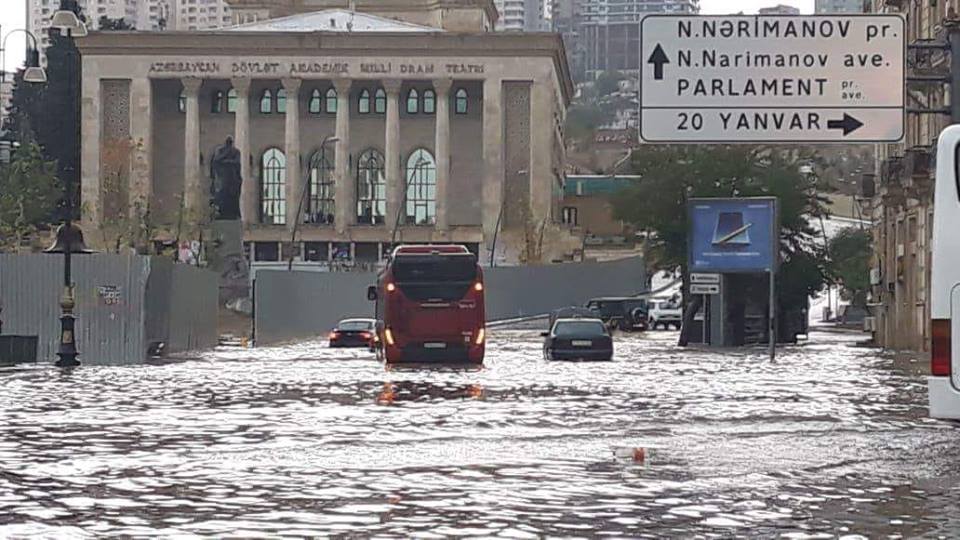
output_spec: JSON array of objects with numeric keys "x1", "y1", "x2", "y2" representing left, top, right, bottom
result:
[
  {"x1": 0, "y1": 27, "x2": 48, "y2": 85},
  {"x1": 288, "y1": 135, "x2": 338, "y2": 270},
  {"x1": 42, "y1": 0, "x2": 89, "y2": 368}
]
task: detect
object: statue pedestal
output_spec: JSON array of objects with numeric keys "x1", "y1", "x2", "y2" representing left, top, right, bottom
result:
[{"x1": 206, "y1": 220, "x2": 248, "y2": 305}]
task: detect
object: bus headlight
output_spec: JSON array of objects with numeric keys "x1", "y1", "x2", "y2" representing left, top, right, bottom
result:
[
  {"x1": 474, "y1": 282, "x2": 483, "y2": 292},
  {"x1": 386, "y1": 282, "x2": 396, "y2": 293},
  {"x1": 475, "y1": 328, "x2": 485, "y2": 346},
  {"x1": 385, "y1": 328, "x2": 395, "y2": 346}
]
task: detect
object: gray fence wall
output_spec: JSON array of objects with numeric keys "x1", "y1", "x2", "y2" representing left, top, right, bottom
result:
[
  {"x1": 0, "y1": 253, "x2": 218, "y2": 364},
  {"x1": 254, "y1": 257, "x2": 645, "y2": 345}
]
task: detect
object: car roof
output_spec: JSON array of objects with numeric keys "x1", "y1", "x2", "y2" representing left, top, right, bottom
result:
[
  {"x1": 339, "y1": 318, "x2": 375, "y2": 324},
  {"x1": 587, "y1": 297, "x2": 646, "y2": 302},
  {"x1": 554, "y1": 317, "x2": 605, "y2": 324}
]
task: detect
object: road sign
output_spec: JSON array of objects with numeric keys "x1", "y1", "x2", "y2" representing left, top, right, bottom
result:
[
  {"x1": 640, "y1": 15, "x2": 905, "y2": 143},
  {"x1": 690, "y1": 273, "x2": 720, "y2": 284},
  {"x1": 691, "y1": 283, "x2": 721, "y2": 295}
]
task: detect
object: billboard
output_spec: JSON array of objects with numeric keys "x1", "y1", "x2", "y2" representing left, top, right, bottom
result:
[{"x1": 688, "y1": 197, "x2": 778, "y2": 273}]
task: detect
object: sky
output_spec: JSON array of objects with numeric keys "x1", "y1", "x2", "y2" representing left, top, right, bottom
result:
[{"x1": 0, "y1": 0, "x2": 813, "y2": 73}]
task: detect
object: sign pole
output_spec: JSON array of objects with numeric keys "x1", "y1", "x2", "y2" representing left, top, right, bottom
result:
[
  {"x1": 769, "y1": 269, "x2": 776, "y2": 361},
  {"x1": 702, "y1": 294, "x2": 708, "y2": 345}
]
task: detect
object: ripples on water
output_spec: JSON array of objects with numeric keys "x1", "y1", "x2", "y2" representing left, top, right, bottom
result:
[{"x1": 1, "y1": 329, "x2": 959, "y2": 537}]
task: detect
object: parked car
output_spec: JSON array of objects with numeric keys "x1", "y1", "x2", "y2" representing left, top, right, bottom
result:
[
  {"x1": 648, "y1": 299, "x2": 683, "y2": 330},
  {"x1": 542, "y1": 318, "x2": 614, "y2": 361},
  {"x1": 584, "y1": 297, "x2": 649, "y2": 331},
  {"x1": 548, "y1": 306, "x2": 599, "y2": 329},
  {"x1": 329, "y1": 318, "x2": 377, "y2": 348}
]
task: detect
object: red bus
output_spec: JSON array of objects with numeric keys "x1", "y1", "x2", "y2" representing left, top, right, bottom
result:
[{"x1": 368, "y1": 245, "x2": 485, "y2": 364}]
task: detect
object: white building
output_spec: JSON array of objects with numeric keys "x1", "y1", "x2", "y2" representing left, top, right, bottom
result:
[
  {"x1": 494, "y1": 0, "x2": 549, "y2": 31},
  {"x1": 815, "y1": 0, "x2": 863, "y2": 13},
  {"x1": 758, "y1": 4, "x2": 801, "y2": 15}
]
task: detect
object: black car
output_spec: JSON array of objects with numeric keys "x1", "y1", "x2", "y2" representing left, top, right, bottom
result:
[
  {"x1": 329, "y1": 318, "x2": 377, "y2": 348},
  {"x1": 548, "y1": 306, "x2": 599, "y2": 329},
  {"x1": 542, "y1": 318, "x2": 614, "y2": 361},
  {"x1": 584, "y1": 297, "x2": 649, "y2": 332}
]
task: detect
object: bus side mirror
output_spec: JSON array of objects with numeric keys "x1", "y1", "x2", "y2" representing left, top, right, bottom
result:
[{"x1": 367, "y1": 286, "x2": 378, "y2": 301}]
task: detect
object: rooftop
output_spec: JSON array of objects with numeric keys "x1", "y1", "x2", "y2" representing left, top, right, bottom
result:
[{"x1": 228, "y1": 9, "x2": 442, "y2": 32}]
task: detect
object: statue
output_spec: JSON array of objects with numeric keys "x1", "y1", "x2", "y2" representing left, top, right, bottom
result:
[{"x1": 209, "y1": 136, "x2": 242, "y2": 220}]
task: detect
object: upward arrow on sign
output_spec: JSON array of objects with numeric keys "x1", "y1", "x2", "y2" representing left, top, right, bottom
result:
[{"x1": 647, "y1": 44, "x2": 669, "y2": 81}]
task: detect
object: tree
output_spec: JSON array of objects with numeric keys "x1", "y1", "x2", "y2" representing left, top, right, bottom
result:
[
  {"x1": 0, "y1": 143, "x2": 61, "y2": 252},
  {"x1": 611, "y1": 145, "x2": 831, "y2": 343},
  {"x1": 592, "y1": 70, "x2": 625, "y2": 98},
  {"x1": 97, "y1": 16, "x2": 134, "y2": 30},
  {"x1": 827, "y1": 227, "x2": 871, "y2": 307}
]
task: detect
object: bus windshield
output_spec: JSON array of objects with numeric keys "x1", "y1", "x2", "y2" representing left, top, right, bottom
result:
[{"x1": 391, "y1": 254, "x2": 479, "y2": 301}]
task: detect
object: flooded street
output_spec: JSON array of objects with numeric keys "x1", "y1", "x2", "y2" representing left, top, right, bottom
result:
[{"x1": 2, "y1": 329, "x2": 959, "y2": 538}]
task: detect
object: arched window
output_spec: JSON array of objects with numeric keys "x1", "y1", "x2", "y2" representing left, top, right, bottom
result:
[
  {"x1": 259, "y1": 89, "x2": 272, "y2": 114},
  {"x1": 406, "y1": 89, "x2": 419, "y2": 114},
  {"x1": 227, "y1": 88, "x2": 237, "y2": 113},
  {"x1": 358, "y1": 89, "x2": 371, "y2": 114},
  {"x1": 455, "y1": 88, "x2": 468, "y2": 114},
  {"x1": 422, "y1": 89, "x2": 436, "y2": 114},
  {"x1": 178, "y1": 89, "x2": 186, "y2": 113},
  {"x1": 325, "y1": 88, "x2": 338, "y2": 113},
  {"x1": 405, "y1": 148, "x2": 436, "y2": 225},
  {"x1": 211, "y1": 90, "x2": 225, "y2": 113},
  {"x1": 374, "y1": 88, "x2": 386, "y2": 114},
  {"x1": 306, "y1": 148, "x2": 335, "y2": 225},
  {"x1": 356, "y1": 149, "x2": 386, "y2": 225},
  {"x1": 276, "y1": 88, "x2": 287, "y2": 114},
  {"x1": 309, "y1": 89, "x2": 322, "y2": 114},
  {"x1": 260, "y1": 148, "x2": 286, "y2": 224}
]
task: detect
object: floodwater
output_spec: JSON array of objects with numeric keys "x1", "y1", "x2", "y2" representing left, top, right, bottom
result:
[{"x1": 1, "y1": 329, "x2": 959, "y2": 538}]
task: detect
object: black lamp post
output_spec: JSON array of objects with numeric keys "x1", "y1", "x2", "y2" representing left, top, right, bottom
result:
[{"x1": 43, "y1": 0, "x2": 89, "y2": 368}]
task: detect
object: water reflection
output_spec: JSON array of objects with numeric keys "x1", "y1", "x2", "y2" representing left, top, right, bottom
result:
[{"x1": 0, "y1": 329, "x2": 958, "y2": 537}]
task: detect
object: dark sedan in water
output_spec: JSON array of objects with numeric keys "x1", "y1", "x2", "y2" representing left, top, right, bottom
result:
[
  {"x1": 329, "y1": 318, "x2": 377, "y2": 348},
  {"x1": 542, "y1": 318, "x2": 614, "y2": 361}
]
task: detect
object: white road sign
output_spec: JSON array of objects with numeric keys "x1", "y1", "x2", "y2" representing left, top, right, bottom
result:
[
  {"x1": 690, "y1": 273, "x2": 721, "y2": 284},
  {"x1": 691, "y1": 283, "x2": 721, "y2": 295},
  {"x1": 640, "y1": 15, "x2": 905, "y2": 143}
]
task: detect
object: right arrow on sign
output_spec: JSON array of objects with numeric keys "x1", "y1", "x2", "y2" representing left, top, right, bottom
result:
[
  {"x1": 827, "y1": 113, "x2": 864, "y2": 136},
  {"x1": 647, "y1": 44, "x2": 669, "y2": 81}
]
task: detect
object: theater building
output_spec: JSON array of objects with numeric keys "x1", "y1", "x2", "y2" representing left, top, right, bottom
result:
[{"x1": 76, "y1": 0, "x2": 578, "y2": 266}]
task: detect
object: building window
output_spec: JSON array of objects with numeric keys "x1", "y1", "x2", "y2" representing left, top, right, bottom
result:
[
  {"x1": 423, "y1": 89, "x2": 436, "y2": 114},
  {"x1": 309, "y1": 89, "x2": 322, "y2": 114},
  {"x1": 304, "y1": 241, "x2": 329, "y2": 261},
  {"x1": 356, "y1": 149, "x2": 386, "y2": 225},
  {"x1": 211, "y1": 90, "x2": 224, "y2": 113},
  {"x1": 227, "y1": 88, "x2": 237, "y2": 113},
  {"x1": 562, "y1": 206, "x2": 578, "y2": 226},
  {"x1": 178, "y1": 89, "x2": 186, "y2": 113},
  {"x1": 260, "y1": 148, "x2": 286, "y2": 224},
  {"x1": 276, "y1": 88, "x2": 286, "y2": 114},
  {"x1": 405, "y1": 148, "x2": 436, "y2": 225},
  {"x1": 325, "y1": 88, "x2": 337, "y2": 113},
  {"x1": 253, "y1": 241, "x2": 280, "y2": 262},
  {"x1": 306, "y1": 148, "x2": 335, "y2": 225},
  {"x1": 455, "y1": 88, "x2": 468, "y2": 114},
  {"x1": 406, "y1": 89, "x2": 419, "y2": 114},
  {"x1": 259, "y1": 89, "x2": 272, "y2": 113},
  {"x1": 374, "y1": 88, "x2": 386, "y2": 114},
  {"x1": 358, "y1": 89, "x2": 371, "y2": 114}
]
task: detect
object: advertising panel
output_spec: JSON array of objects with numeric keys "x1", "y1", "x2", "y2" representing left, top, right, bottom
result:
[{"x1": 688, "y1": 198, "x2": 778, "y2": 273}]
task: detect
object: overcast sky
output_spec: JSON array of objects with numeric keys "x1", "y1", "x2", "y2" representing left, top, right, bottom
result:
[{"x1": 0, "y1": 0, "x2": 814, "y2": 73}]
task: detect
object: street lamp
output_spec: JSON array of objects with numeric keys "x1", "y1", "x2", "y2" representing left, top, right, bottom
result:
[
  {"x1": 288, "y1": 135, "x2": 338, "y2": 270},
  {"x1": 0, "y1": 28, "x2": 47, "y2": 84},
  {"x1": 50, "y1": 2, "x2": 89, "y2": 37},
  {"x1": 44, "y1": 222, "x2": 92, "y2": 367}
]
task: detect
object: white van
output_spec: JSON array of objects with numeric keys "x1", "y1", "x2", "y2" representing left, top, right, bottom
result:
[{"x1": 928, "y1": 125, "x2": 960, "y2": 419}]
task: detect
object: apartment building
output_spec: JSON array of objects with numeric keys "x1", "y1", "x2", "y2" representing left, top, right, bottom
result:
[
  {"x1": 816, "y1": 0, "x2": 865, "y2": 13},
  {"x1": 494, "y1": 0, "x2": 549, "y2": 30},
  {"x1": 758, "y1": 4, "x2": 801, "y2": 14}
]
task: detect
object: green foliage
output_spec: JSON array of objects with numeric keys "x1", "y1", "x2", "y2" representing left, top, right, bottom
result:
[
  {"x1": 0, "y1": 143, "x2": 61, "y2": 251},
  {"x1": 565, "y1": 103, "x2": 615, "y2": 142},
  {"x1": 612, "y1": 145, "x2": 831, "y2": 304},
  {"x1": 592, "y1": 71, "x2": 625, "y2": 99},
  {"x1": 827, "y1": 227, "x2": 871, "y2": 306},
  {"x1": 98, "y1": 16, "x2": 135, "y2": 30}
]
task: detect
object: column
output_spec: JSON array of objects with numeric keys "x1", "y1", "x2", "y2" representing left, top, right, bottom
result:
[
  {"x1": 283, "y1": 77, "x2": 302, "y2": 229},
  {"x1": 231, "y1": 77, "x2": 254, "y2": 224},
  {"x1": 80, "y1": 74, "x2": 101, "y2": 228},
  {"x1": 181, "y1": 77, "x2": 203, "y2": 218},
  {"x1": 383, "y1": 79, "x2": 402, "y2": 230},
  {"x1": 433, "y1": 78, "x2": 453, "y2": 231},
  {"x1": 481, "y1": 78, "x2": 504, "y2": 260},
  {"x1": 333, "y1": 78, "x2": 352, "y2": 233},
  {"x1": 129, "y1": 77, "x2": 153, "y2": 221}
]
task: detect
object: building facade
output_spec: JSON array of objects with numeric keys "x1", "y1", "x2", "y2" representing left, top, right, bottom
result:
[
  {"x1": 866, "y1": 0, "x2": 956, "y2": 350},
  {"x1": 758, "y1": 5, "x2": 801, "y2": 15},
  {"x1": 577, "y1": 0, "x2": 698, "y2": 80},
  {"x1": 76, "y1": 0, "x2": 578, "y2": 267},
  {"x1": 815, "y1": 0, "x2": 864, "y2": 13},
  {"x1": 493, "y1": 0, "x2": 549, "y2": 31}
]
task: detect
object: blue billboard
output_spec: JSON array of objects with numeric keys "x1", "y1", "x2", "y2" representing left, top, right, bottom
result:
[{"x1": 688, "y1": 198, "x2": 778, "y2": 273}]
